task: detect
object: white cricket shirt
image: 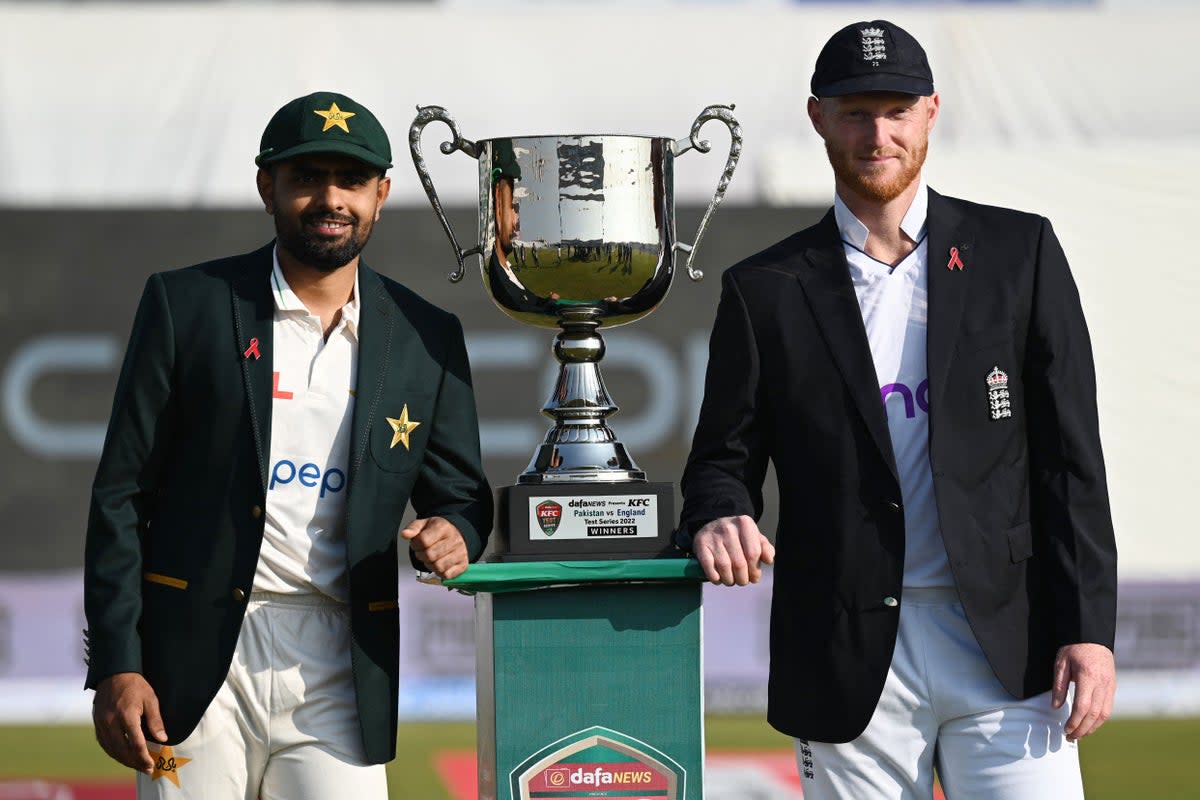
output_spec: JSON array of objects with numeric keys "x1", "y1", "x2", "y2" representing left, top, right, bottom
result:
[
  {"x1": 834, "y1": 180, "x2": 953, "y2": 588},
  {"x1": 253, "y1": 249, "x2": 359, "y2": 602}
]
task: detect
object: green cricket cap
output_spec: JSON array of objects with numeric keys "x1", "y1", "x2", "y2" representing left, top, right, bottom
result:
[{"x1": 255, "y1": 91, "x2": 392, "y2": 170}]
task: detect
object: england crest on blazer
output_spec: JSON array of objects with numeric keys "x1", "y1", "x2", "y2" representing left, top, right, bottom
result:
[{"x1": 986, "y1": 366, "x2": 1012, "y2": 420}]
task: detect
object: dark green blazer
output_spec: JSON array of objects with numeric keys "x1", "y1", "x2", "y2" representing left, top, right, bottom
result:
[{"x1": 83, "y1": 243, "x2": 492, "y2": 764}]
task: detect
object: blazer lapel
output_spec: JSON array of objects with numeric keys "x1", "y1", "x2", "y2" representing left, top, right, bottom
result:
[
  {"x1": 926, "y1": 190, "x2": 975, "y2": 415},
  {"x1": 796, "y1": 211, "x2": 899, "y2": 482},
  {"x1": 348, "y1": 264, "x2": 398, "y2": 485},
  {"x1": 229, "y1": 244, "x2": 276, "y2": 492}
]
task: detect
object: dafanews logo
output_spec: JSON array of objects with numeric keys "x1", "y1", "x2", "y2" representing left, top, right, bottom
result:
[
  {"x1": 532, "y1": 764, "x2": 660, "y2": 789},
  {"x1": 535, "y1": 500, "x2": 563, "y2": 535},
  {"x1": 512, "y1": 726, "x2": 684, "y2": 800}
]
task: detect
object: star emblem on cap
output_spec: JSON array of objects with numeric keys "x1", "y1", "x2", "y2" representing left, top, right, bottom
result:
[
  {"x1": 313, "y1": 102, "x2": 356, "y2": 133},
  {"x1": 387, "y1": 405, "x2": 421, "y2": 450},
  {"x1": 149, "y1": 744, "x2": 192, "y2": 788}
]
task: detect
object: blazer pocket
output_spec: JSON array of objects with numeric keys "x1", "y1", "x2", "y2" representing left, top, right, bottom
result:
[
  {"x1": 144, "y1": 571, "x2": 188, "y2": 590},
  {"x1": 369, "y1": 391, "x2": 434, "y2": 473},
  {"x1": 368, "y1": 599, "x2": 398, "y2": 612},
  {"x1": 1006, "y1": 521, "x2": 1033, "y2": 563}
]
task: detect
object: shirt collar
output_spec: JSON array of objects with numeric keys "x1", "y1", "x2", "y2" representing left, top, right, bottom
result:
[
  {"x1": 270, "y1": 245, "x2": 361, "y2": 338},
  {"x1": 833, "y1": 175, "x2": 929, "y2": 251}
]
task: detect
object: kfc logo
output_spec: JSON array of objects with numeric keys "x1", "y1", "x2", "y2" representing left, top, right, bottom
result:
[{"x1": 535, "y1": 500, "x2": 563, "y2": 535}]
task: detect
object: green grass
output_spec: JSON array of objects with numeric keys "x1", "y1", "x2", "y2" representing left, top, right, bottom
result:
[
  {"x1": 1076, "y1": 717, "x2": 1197, "y2": 798},
  {"x1": 0, "y1": 717, "x2": 1194, "y2": 798}
]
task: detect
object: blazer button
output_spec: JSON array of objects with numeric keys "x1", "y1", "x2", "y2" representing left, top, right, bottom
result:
[
  {"x1": 251, "y1": 505, "x2": 263, "y2": 520},
  {"x1": 883, "y1": 596, "x2": 899, "y2": 607},
  {"x1": 232, "y1": 588, "x2": 246, "y2": 602},
  {"x1": 886, "y1": 501, "x2": 901, "y2": 512}
]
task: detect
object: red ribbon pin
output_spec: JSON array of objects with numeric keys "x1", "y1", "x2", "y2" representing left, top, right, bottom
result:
[
  {"x1": 243, "y1": 337, "x2": 261, "y2": 360},
  {"x1": 947, "y1": 246, "x2": 965, "y2": 271}
]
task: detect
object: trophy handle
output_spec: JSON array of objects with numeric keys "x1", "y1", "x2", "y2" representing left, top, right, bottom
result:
[
  {"x1": 409, "y1": 105, "x2": 484, "y2": 283},
  {"x1": 672, "y1": 104, "x2": 743, "y2": 281}
]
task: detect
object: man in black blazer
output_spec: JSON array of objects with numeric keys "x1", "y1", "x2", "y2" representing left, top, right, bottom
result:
[
  {"x1": 84, "y1": 92, "x2": 492, "y2": 799},
  {"x1": 679, "y1": 21, "x2": 1116, "y2": 799}
]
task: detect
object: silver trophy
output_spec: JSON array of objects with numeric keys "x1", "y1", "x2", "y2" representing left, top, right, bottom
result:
[{"x1": 410, "y1": 106, "x2": 741, "y2": 486}]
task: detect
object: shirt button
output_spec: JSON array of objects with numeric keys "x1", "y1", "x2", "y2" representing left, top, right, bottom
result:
[
  {"x1": 883, "y1": 596, "x2": 899, "y2": 607},
  {"x1": 251, "y1": 505, "x2": 263, "y2": 520},
  {"x1": 232, "y1": 588, "x2": 246, "y2": 602}
]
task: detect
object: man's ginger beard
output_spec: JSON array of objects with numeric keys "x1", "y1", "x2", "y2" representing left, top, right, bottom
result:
[{"x1": 825, "y1": 137, "x2": 928, "y2": 204}]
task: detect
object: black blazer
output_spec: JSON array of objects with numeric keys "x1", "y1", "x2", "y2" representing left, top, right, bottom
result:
[
  {"x1": 83, "y1": 244, "x2": 493, "y2": 764},
  {"x1": 679, "y1": 190, "x2": 1117, "y2": 743}
]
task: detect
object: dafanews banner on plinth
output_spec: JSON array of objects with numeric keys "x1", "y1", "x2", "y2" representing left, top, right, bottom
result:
[
  {"x1": 512, "y1": 726, "x2": 686, "y2": 800},
  {"x1": 467, "y1": 569, "x2": 705, "y2": 799}
]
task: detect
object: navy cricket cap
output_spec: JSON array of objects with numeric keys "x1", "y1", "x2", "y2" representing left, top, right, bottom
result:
[{"x1": 811, "y1": 20, "x2": 934, "y2": 98}]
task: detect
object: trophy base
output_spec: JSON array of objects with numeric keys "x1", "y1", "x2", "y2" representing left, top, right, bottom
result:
[
  {"x1": 518, "y1": 435, "x2": 646, "y2": 484},
  {"x1": 490, "y1": 482, "x2": 678, "y2": 562}
]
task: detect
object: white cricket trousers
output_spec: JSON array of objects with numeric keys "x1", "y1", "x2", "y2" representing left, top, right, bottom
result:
[
  {"x1": 796, "y1": 587, "x2": 1085, "y2": 800},
  {"x1": 137, "y1": 592, "x2": 388, "y2": 800}
]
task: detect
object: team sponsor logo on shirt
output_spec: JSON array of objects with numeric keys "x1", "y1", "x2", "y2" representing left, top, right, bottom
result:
[
  {"x1": 880, "y1": 379, "x2": 930, "y2": 419},
  {"x1": 270, "y1": 458, "x2": 346, "y2": 498},
  {"x1": 272, "y1": 371, "x2": 293, "y2": 400}
]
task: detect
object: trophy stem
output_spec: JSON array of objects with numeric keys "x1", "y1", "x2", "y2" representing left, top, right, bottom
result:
[{"x1": 518, "y1": 310, "x2": 645, "y2": 484}]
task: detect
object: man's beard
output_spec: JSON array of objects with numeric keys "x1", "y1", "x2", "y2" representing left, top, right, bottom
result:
[
  {"x1": 825, "y1": 138, "x2": 927, "y2": 204},
  {"x1": 275, "y1": 212, "x2": 373, "y2": 273}
]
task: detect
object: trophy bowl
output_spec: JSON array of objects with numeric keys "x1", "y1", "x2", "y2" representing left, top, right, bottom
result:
[{"x1": 410, "y1": 106, "x2": 741, "y2": 484}]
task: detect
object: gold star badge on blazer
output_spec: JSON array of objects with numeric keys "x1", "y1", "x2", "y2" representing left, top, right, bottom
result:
[{"x1": 387, "y1": 405, "x2": 421, "y2": 450}]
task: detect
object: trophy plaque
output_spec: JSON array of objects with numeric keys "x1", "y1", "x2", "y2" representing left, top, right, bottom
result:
[{"x1": 410, "y1": 105, "x2": 741, "y2": 560}]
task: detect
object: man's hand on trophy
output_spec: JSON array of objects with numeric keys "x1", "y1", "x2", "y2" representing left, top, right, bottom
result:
[
  {"x1": 693, "y1": 515, "x2": 775, "y2": 587},
  {"x1": 403, "y1": 516, "x2": 470, "y2": 580}
]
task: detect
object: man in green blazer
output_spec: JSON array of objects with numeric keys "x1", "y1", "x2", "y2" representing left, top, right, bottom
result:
[{"x1": 84, "y1": 91, "x2": 493, "y2": 799}]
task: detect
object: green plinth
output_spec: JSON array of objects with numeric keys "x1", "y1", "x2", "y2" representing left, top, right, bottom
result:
[{"x1": 444, "y1": 560, "x2": 706, "y2": 800}]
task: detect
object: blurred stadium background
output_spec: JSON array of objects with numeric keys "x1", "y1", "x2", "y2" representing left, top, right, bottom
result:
[{"x1": 1, "y1": 0, "x2": 1197, "y2": 797}]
